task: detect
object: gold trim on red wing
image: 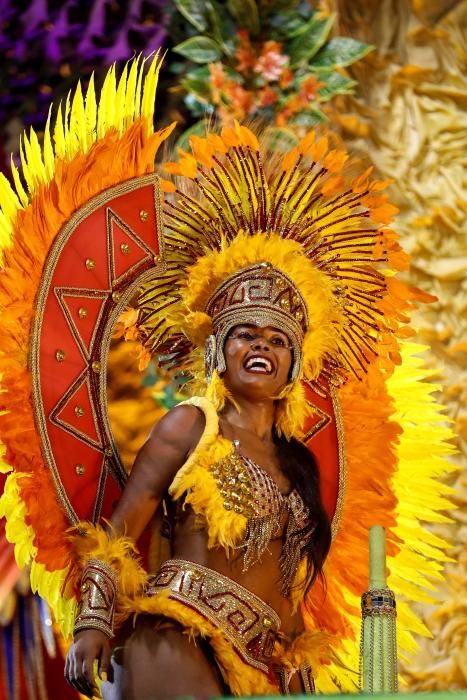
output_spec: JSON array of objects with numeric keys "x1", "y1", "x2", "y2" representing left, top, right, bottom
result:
[
  {"x1": 303, "y1": 404, "x2": 332, "y2": 442},
  {"x1": 30, "y1": 174, "x2": 166, "y2": 525},
  {"x1": 54, "y1": 287, "x2": 108, "y2": 361},
  {"x1": 106, "y1": 207, "x2": 155, "y2": 288},
  {"x1": 330, "y1": 385, "x2": 346, "y2": 539},
  {"x1": 49, "y1": 368, "x2": 103, "y2": 449}
]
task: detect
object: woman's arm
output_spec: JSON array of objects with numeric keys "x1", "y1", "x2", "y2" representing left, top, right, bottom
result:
[
  {"x1": 65, "y1": 403, "x2": 205, "y2": 697},
  {"x1": 108, "y1": 403, "x2": 205, "y2": 539}
]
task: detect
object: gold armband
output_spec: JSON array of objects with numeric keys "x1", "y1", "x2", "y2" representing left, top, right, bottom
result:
[{"x1": 73, "y1": 559, "x2": 118, "y2": 639}]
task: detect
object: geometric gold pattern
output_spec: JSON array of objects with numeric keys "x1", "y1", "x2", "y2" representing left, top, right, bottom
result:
[{"x1": 30, "y1": 174, "x2": 165, "y2": 524}]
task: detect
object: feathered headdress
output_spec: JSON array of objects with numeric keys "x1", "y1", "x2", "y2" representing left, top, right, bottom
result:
[{"x1": 135, "y1": 122, "x2": 415, "y2": 438}]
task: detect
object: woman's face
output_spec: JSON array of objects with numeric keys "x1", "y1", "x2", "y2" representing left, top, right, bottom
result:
[{"x1": 222, "y1": 324, "x2": 293, "y2": 400}]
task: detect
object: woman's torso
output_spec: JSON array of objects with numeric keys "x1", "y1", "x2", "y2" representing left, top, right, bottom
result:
[{"x1": 161, "y1": 418, "x2": 307, "y2": 637}]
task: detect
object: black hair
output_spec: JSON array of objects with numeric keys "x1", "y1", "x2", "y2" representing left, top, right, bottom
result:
[{"x1": 275, "y1": 434, "x2": 332, "y2": 595}]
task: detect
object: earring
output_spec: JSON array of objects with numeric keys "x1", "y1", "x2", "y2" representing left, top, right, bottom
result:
[{"x1": 204, "y1": 334, "x2": 217, "y2": 384}]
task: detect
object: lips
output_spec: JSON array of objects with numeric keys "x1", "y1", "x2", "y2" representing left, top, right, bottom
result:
[{"x1": 244, "y1": 355, "x2": 273, "y2": 374}]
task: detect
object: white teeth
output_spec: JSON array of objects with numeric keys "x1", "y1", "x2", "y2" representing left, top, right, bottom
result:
[{"x1": 245, "y1": 356, "x2": 272, "y2": 372}]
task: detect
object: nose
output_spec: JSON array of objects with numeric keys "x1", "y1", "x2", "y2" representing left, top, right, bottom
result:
[{"x1": 251, "y1": 337, "x2": 271, "y2": 351}]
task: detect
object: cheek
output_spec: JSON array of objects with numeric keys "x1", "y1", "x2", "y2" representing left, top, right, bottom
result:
[
  {"x1": 277, "y1": 353, "x2": 293, "y2": 381},
  {"x1": 222, "y1": 344, "x2": 242, "y2": 374}
]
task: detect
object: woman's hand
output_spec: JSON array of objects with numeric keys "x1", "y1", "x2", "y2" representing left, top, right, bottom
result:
[{"x1": 65, "y1": 629, "x2": 112, "y2": 698}]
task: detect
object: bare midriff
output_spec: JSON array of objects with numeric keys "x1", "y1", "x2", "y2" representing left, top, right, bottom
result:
[{"x1": 169, "y1": 504, "x2": 304, "y2": 638}]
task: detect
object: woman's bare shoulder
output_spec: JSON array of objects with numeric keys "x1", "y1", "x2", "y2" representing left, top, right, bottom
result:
[{"x1": 148, "y1": 403, "x2": 206, "y2": 456}]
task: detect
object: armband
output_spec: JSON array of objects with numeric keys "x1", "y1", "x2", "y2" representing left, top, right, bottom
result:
[{"x1": 73, "y1": 559, "x2": 118, "y2": 639}]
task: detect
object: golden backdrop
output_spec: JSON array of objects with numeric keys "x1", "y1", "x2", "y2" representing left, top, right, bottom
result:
[
  {"x1": 107, "y1": 0, "x2": 466, "y2": 689},
  {"x1": 323, "y1": 0, "x2": 466, "y2": 688}
]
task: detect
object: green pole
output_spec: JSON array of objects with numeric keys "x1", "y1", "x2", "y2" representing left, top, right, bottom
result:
[{"x1": 360, "y1": 526, "x2": 398, "y2": 693}]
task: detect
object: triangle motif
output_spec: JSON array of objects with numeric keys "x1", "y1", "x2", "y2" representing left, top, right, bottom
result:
[
  {"x1": 60, "y1": 293, "x2": 107, "y2": 356},
  {"x1": 53, "y1": 374, "x2": 102, "y2": 447},
  {"x1": 108, "y1": 209, "x2": 153, "y2": 287},
  {"x1": 303, "y1": 405, "x2": 332, "y2": 442}
]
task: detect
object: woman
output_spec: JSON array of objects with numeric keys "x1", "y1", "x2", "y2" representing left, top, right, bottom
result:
[{"x1": 66, "y1": 319, "x2": 331, "y2": 698}]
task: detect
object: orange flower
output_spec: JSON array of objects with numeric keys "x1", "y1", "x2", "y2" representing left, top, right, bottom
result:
[
  {"x1": 258, "y1": 85, "x2": 279, "y2": 107},
  {"x1": 279, "y1": 67, "x2": 293, "y2": 89},
  {"x1": 254, "y1": 40, "x2": 288, "y2": 82},
  {"x1": 299, "y1": 75, "x2": 325, "y2": 101},
  {"x1": 235, "y1": 29, "x2": 256, "y2": 73},
  {"x1": 209, "y1": 63, "x2": 226, "y2": 104},
  {"x1": 224, "y1": 83, "x2": 255, "y2": 120},
  {"x1": 275, "y1": 94, "x2": 302, "y2": 125}
]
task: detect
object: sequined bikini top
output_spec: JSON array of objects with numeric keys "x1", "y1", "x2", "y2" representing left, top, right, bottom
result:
[{"x1": 211, "y1": 440, "x2": 312, "y2": 596}]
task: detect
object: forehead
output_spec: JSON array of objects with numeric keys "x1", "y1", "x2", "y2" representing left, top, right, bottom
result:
[{"x1": 231, "y1": 323, "x2": 290, "y2": 336}]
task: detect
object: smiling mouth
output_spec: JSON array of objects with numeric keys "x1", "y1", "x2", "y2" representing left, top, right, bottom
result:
[{"x1": 244, "y1": 355, "x2": 273, "y2": 374}]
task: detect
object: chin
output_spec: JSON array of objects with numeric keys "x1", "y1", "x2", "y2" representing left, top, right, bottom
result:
[{"x1": 226, "y1": 370, "x2": 285, "y2": 399}]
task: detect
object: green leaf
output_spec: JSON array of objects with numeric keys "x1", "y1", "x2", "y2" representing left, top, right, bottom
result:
[
  {"x1": 205, "y1": 0, "x2": 236, "y2": 56},
  {"x1": 287, "y1": 14, "x2": 335, "y2": 67},
  {"x1": 318, "y1": 72, "x2": 357, "y2": 101},
  {"x1": 181, "y1": 65, "x2": 213, "y2": 98},
  {"x1": 176, "y1": 119, "x2": 209, "y2": 151},
  {"x1": 262, "y1": 127, "x2": 299, "y2": 151},
  {"x1": 174, "y1": 36, "x2": 223, "y2": 63},
  {"x1": 312, "y1": 37, "x2": 374, "y2": 72},
  {"x1": 269, "y1": 10, "x2": 309, "y2": 38},
  {"x1": 291, "y1": 109, "x2": 327, "y2": 127},
  {"x1": 183, "y1": 93, "x2": 214, "y2": 117},
  {"x1": 174, "y1": 0, "x2": 208, "y2": 32},
  {"x1": 226, "y1": 0, "x2": 260, "y2": 36}
]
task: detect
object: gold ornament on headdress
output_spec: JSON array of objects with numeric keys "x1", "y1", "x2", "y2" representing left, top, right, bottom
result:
[{"x1": 137, "y1": 122, "x2": 401, "y2": 432}]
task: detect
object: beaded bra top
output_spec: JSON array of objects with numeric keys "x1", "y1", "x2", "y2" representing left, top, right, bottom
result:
[{"x1": 211, "y1": 440, "x2": 312, "y2": 596}]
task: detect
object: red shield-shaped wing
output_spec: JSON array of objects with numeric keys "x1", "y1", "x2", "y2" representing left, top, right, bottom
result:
[{"x1": 30, "y1": 175, "x2": 164, "y2": 525}]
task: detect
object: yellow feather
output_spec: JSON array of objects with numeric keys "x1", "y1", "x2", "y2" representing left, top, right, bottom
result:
[
  {"x1": 0, "y1": 213, "x2": 13, "y2": 253},
  {"x1": 28, "y1": 127, "x2": 47, "y2": 187},
  {"x1": 62, "y1": 91, "x2": 72, "y2": 157},
  {"x1": 141, "y1": 51, "x2": 162, "y2": 130},
  {"x1": 97, "y1": 63, "x2": 116, "y2": 137},
  {"x1": 69, "y1": 81, "x2": 87, "y2": 157},
  {"x1": 10, "y1": 156, "x2": 28, "y2": 208},
  {"x1": 0, "y1": 172, "x2": 21, "y2": 224},
  {"x1": 53, "y1": 102, "x2": 66, "y2": 159},
  {"x1": 42, "y1": 106, "x2": 55, "y2": 181},
  {"x1": 19, "y1": 134, "x2": 34, "y2": 194},
  {"x1": 84, "y1": 73, "x2": 97, "y2": 147},
  {"x1": 124, "y1": 55, "x2": 139, "y2": 129},
  {"x1": 134, "y1": 53, "x2": 147, "y2": 120},
  {"x1": 114, "y1": 62, "x2": 129, "y2": 135}
]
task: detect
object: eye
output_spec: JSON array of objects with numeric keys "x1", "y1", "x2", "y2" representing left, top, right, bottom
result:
[
  {"x1": 237, "y1": 330, "x2": 255, "y2": 341},
  {"x1": 271, "y1": 335, "x2": 288, "y2": 347}
]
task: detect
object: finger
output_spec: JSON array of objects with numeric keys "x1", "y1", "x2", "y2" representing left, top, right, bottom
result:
[
  {"x1": 71, "y1": 654, "x2": 94, "y2": 698},
  {"x1": 82, "y1": 656, "x2": 100, "y2": 698},
  {"x1": 64, "y1": 653, "x2": 70, "y2": 683},
  {"x1": 98, "y1": 644, "x2": 112, "y2": 683}
]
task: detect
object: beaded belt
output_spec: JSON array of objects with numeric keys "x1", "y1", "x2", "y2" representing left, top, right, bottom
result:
[{"x1": 146, "y1": 559, "x2": 281, "y2": 673}]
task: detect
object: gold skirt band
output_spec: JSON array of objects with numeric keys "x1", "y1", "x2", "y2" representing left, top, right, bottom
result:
[{"x1": 146, "y1": 559, "x2": 281, "y2": 673}]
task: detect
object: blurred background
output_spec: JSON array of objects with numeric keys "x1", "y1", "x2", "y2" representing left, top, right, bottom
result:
[{"x1": 0, "y1": 0, "x2": 465, "y2": 697}]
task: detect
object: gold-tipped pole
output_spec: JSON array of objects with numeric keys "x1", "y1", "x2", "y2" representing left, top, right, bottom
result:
[{"x1": 360, "y1": 525, "x2": 398, "y2": 693}]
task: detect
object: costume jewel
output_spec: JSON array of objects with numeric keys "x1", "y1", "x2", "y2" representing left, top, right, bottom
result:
[{"x1": 73, "y1": 559, "x2": 118, "y2": 639}]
